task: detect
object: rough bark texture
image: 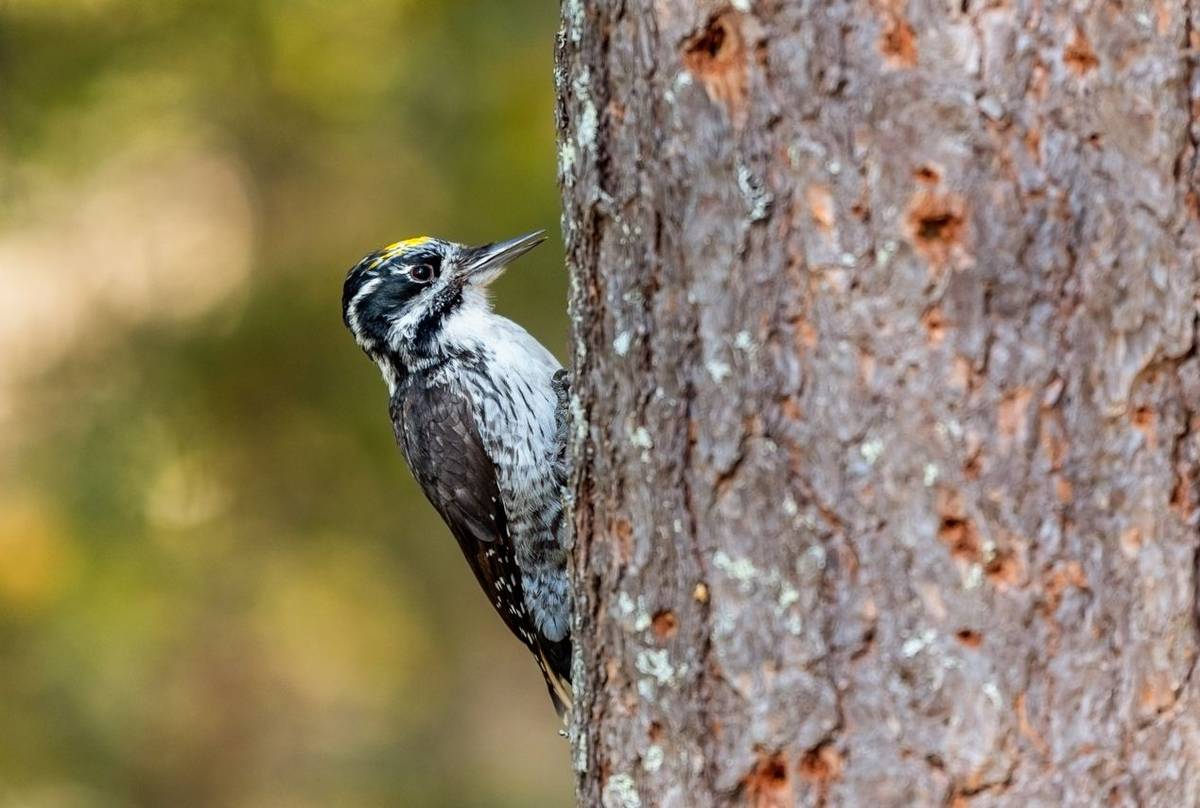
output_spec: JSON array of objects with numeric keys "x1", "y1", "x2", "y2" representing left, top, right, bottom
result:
[{"x1": 557, "y1": 1, "x2": 1200, "y2": 805}]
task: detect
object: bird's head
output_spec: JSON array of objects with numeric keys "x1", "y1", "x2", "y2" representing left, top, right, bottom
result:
[{"x1": 342, "y1": 230, "x2": 545, "y2": 367}]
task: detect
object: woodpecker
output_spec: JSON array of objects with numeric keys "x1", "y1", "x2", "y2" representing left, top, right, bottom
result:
[{"x1": 341, "y1": 231, "x2": 572, "y2": 715}]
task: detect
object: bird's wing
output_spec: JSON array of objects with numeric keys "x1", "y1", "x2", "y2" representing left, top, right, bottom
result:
[
  {"x1": 394, "y1": 383, "x2": 537, "y2": 645},
  {"x1": 395, "y1": 381, "x2": 573, "y2": 714}
]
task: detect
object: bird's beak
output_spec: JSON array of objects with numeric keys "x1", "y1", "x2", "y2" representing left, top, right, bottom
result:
[{"x1": 460, "y1": 230, "x2": 546, "y2": 287}]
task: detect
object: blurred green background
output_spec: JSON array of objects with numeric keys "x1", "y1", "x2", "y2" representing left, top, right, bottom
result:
[{"x1": 0, "y1": 1, "x2": 571, "y2": 805}]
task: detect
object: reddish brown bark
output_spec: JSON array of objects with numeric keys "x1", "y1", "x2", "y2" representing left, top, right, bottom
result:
[{"x1": 557, "y1": 1, "x2": 1200, "y2": 805}]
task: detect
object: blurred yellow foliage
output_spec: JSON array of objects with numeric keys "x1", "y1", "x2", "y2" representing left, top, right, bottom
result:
[
  {"x1": 0, "y1": 0, "x2": 570, "y2": 804},
  {"x1": 0, "y1": 497, "x2": 78, "y2": 612}
]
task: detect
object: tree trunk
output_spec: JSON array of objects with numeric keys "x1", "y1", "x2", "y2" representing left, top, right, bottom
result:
[{"x1": 556, "y1": 0, "x2": 1200, "y2": 805}]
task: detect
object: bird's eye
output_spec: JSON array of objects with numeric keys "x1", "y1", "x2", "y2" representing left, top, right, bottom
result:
[{"x1": 410, "y1": 264, "x2": 435, "y2": 283}]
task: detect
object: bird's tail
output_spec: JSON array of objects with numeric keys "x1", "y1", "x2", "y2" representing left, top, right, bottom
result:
[
  {"x1": 543, "y1": 665, "x2": 572, "y2": 719},
  {"x1": 536, "y1": 638, "x2": 573, "y2": 719}
]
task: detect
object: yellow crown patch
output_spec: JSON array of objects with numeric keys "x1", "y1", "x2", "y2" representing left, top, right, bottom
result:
[
  {"x1": 383, "y1": 236, "x2": 433, "y2": 253},
  {"x1": 368, "y1": 236, "x2": 433, "y2": 270}
]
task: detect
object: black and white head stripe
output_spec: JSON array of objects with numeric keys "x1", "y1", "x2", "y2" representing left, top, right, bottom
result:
[
  {"x1": 341, "y1": 237, "x2": 455, "y2": 351},
  {"x1": 341, "y1": 231, "x2": 544, "y2": 367}
]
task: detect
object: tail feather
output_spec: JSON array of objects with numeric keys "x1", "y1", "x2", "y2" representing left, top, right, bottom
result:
[
  {"x1": 536, "y1": 636, "x2": 573, "y2": 718},
  {"x1": 543, "y1": 668, "x2": 572, "y2": 718}
]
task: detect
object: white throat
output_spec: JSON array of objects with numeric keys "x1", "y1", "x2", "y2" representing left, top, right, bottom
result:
[{"x1": 376, "y1": 286, "x2": 497, "y2": 379}]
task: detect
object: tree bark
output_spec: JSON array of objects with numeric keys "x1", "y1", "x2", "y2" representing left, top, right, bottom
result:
[{"x1": 556, "y1": 1, "x2": 1200, "y2": 805}]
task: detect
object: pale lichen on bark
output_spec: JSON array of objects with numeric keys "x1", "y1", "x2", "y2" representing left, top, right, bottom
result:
[{"x1": 557, "y1": 0, "x2": 1200, "y2": 805}]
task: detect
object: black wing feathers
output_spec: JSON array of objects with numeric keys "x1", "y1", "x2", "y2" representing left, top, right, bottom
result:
[
  {"x1": 393, "y1": 381, "x2": 571, "y2": 714},
  {"x1": 393, "y1": 385, "x2": 526, "y2": 639},
  {"x1": 394, "y1": 384, "x2": 500, "y2": 548}
]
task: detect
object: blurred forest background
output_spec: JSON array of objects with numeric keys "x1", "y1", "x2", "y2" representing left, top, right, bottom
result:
[{"x1": 0, "y1": 1, "x2": 571, "y2": 805}]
